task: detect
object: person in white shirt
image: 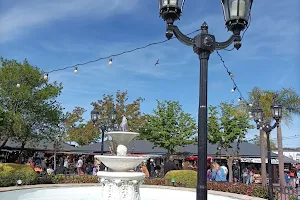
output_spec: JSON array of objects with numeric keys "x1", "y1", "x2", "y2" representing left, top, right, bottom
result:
[
  {"x1": 221, "y1": 164, "x2": 228, "y2": 176},
  {"x1": 76, "y1": 157, "x2": 83, "y2": 175}
]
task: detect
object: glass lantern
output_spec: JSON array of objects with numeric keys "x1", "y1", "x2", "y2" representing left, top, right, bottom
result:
[
  {"x1": 221, "y1": 0, "x2": 253, "y2": 33},
  {"x1": 111, "y1": 107, "x2": 117, "y2": 121},
  {"x1": 91, "y1": 108, "x2": 99, "y2": 124},
  {"x1": 271, "y1": 104, "x2": 282, "y2": 121},
  {"x1": 158, "y1": 0, "x2": 185, "y2": 22},
  {"x1": 252, "y1": 107, "x2": 264, "y2": 123}
]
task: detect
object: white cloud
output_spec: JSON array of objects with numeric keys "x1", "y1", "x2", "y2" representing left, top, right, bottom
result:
[{"x1": 0, "y1": 0, "x2": 138, "y2": 43}]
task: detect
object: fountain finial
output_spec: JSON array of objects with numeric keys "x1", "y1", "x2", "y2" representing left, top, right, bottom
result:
[{"x1": 119, "y1": 116, "x2": 129, "y2": 132}]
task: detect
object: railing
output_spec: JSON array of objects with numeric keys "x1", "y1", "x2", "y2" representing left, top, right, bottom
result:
[{"x1": 274, "y1": 186, "x2": 300, "y2": 200}]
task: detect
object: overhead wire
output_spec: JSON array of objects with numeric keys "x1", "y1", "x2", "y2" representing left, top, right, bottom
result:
[{"x1": 45, "y1": 29, "x2": 200, "y2": 74}]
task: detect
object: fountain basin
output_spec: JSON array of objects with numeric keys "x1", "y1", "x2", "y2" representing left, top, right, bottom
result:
[
  {"x1": 105, "y1": 131, "x2": 139, "y2": 146},
  {"x1": 0, "y1": 186, "x2": 246, "y2": 200},
  {"x1": 95, "y1": 155, "x2": 147, "y2": 172}
]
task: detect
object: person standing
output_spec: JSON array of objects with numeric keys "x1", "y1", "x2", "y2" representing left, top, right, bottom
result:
[
  {"x1": 242, "y1": 167, "x2": 248, "y2": 184},
  {"x1": 76, "y1": 156, "x2": 83, "y2": 175},
  {"x1": 246, "y1": 167, "x2": 254, "y2": 185},
  {"x1": 164, "y1": 156, "x2": 177, "y2": 175}
]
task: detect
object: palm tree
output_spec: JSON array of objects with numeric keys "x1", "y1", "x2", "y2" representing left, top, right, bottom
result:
[
  {"x1": 274, "y1": 88, "x2": 300, "y2": 189},
  {"x1": 247, "y1": 87, "x2": 300, "y2": 188},
  {"x1": 247, "y1": 87, "x2": 267, "y2": 186}
]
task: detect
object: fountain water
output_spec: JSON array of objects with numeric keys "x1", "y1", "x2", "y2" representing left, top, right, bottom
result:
[{"x1": 95, "y1": 116, "x2": 148, "y2": 200}]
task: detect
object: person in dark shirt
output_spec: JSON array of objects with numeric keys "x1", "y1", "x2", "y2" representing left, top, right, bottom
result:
[{"x1": 164, "y1": 156, "x2": 177, "y2": 175}]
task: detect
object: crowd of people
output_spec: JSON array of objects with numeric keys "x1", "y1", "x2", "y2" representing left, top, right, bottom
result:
[{"x1": 285, "y1": 168, "x2": 300, "y2": 188}]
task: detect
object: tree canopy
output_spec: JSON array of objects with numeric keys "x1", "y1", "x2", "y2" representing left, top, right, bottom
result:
[
  {"x1": 140, "y1": 100, "x2": 197, "y2": 155},
  {"x1": 63, "y1": 90, "x2": 146, "y2": 147},
  {"x1": 0, "y1": 58, "x2": 63, "y2": 149},
  {"x1": 208, "y1": 102, "x2": 254, "y2": 182},
  {"x1": 63, "y1": 107, "x2": 99, "y2": 146},
  {"x1": 91, "y1": 90, "x2": 146, "y2": 131}
]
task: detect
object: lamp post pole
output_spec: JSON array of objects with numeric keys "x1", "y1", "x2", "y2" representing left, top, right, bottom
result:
[
  {"x1": 251, "y1": 98, "x2": 283, "y2": 200},
  {"x1": 158, "y1": 1, "x2": 253, "y2": 200},
  {"x1": 100, "y1": 124, "x2": 107, "y2": 155}
]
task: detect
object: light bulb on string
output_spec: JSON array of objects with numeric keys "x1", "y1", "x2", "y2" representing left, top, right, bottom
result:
[
  {"x1": 108, "y1": 58, "x2": 113, "y2": 66},
  {"x1": 248, "y1": 103, "x2": 253, "y2": 107},
  {"x1": 238, "y1": 97, "x2": 242, "y2": 102},
  {"x1": 228, "y1": 71, "x2": 234, "y2": 78},
  {"x1": 16, "y1": 83, "x2": 20, "y2": 88},
  {"x1": 43, "y1": 73, "x2": 48, "y2": 80},
  {"x1": 231, "y1": 86, "x2": 237, "y2": 93},
  {"x1": 74, "y1": 67, "x2": 78, "y2": 74}
]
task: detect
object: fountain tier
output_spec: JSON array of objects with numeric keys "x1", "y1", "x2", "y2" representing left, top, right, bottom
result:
[{"x1": 94, "y1": 155, "x2": 146, "y2": 172}]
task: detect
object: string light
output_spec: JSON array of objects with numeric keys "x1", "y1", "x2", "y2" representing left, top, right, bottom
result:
[
  {"x1": 216, "y1": 50, "x2": 252, "y2": 108},
  {"x1": 39, "y1": 29, "x2": 200, "y2": 80},
  {"x1": 108, "y1": 58, "x2": 113, "y2": 66},
  {"x1": 74, "y1": 67, "x2": 78, "y2": 74},
  {"x1": 16, "y1": 83, "x2": 20, "y2": 88},
  {"x1": 43, "y1": 73, "x2": 48, "y2": 80},
  {"x1": 228, "y1": 72, "x2": 234, "y2": 78},
  {"x1": 231, "y1": 86, "x2": 237, "y2": 93}
]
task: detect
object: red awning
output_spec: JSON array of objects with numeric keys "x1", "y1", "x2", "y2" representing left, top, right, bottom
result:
[{"x1": 186, "y1": 156, "x2": 212, "y2": 162}]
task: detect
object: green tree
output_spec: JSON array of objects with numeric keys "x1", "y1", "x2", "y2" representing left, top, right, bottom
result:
[
  {"x1": 91, "y1": 90, "x2": 146, "y2": 131},
  {"x1": 90, "y1": 90, "x2": 146, "y2": 153},
  {"x1": 63, "y1": 107, "x2": 99, "y2": 146},
  {"x1": 247, "y1": 87, "x2": 300, "y2": 188},
  {"x1": 208, "y1": 102, "x2": 254, "y2": 182},
  {"x1": 0, "y1": 58, "x2": 63, "y2": 151},
  {"x1": 140, "y1": 100, "x2": 197, "y2": 155}
]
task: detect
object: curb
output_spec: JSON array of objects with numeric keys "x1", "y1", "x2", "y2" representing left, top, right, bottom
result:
[{"x1": 0, "y1": 184, "x2": 266, "y2": 200}]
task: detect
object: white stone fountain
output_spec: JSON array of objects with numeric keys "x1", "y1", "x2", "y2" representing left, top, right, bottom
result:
[{"x1": 95, "y1": 116, "x2": 148, "y2": 200}]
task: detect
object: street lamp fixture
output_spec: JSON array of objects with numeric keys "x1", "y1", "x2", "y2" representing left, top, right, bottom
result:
[
  {"x1": 251, "y1": 97, "x2": 282, "y2": 200},
  {"x1": 91, "y1": 108, "x2": 107, "y2": 155},
  {"x1": 91, "y1": 108, "x2": 100, "y2": 124},
  {"x1": 158, "y1": 1, "x2": 253, "y2": 200},
  {"x1": 110, "y1": 107, "x2": 117, "y2": 130},
  {"x1": 271, "y1": 104, "x2": 282, "y2": 122}
]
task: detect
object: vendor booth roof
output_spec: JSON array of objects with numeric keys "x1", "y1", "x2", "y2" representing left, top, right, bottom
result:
[
  {"x1": 74, "y1": 140, "x2": 167, "y2": 154},
  {"x1": 1, "y1": 138, "x2": 76, "y2": 151},
  {"x1": 72, "y1": 140, "x2": 297, "y2": 163}
]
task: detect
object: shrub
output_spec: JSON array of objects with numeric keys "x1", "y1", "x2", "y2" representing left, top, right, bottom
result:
[
  {"x1": 53, "y1": 174, "x2": 98, "y2": 184},
  {"x1": 0, "y1": 163, "x2": 38, "y2": 187},
  {"x1": 165, "y1": 170, "x2": 197, "y2": 188},
  {"x1": 36, "y1": 175, "x2": 54, "y2": 184},
  {"x1": 143, "y1": 178, "x2": 186, "y2": 187}
]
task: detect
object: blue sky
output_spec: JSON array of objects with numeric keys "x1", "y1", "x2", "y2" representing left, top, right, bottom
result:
[{"x1": 0, "y1": 0, "x2": 299, "y2": 147}]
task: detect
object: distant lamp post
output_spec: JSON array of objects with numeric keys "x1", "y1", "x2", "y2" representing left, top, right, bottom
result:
[
  {"x1": 252, "y1": 98, "x2": 282, "y2": 200},
  {"x1": 158, "y1": 1, "x2": 253, "y2": 200},
  {"x1": 110, "y1": 107, "x2": 117, "y2": 130},
  {"x1": 91, "y1": 108, "x2": 107, "y2": 155}
]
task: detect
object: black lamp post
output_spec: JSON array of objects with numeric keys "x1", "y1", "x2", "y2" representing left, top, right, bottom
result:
[
  {"x1": 252, "y1": 98, "x2": 282, "y2": 200},
  {"x1": 110, "y1": 107, "x2": 117, "y2": 131},
  {"x1": 158, "y1": 1, "x2": 253, "y2": 200},
  {"x1": 91, "y1": 108, "x2": 107, "y2": 155}
]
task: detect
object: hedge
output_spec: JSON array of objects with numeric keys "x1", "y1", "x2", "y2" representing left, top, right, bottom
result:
[
  {"x1": 165, "y1": 170, "x2": 197, "y2": 188},
  {"x1": 0, "y1": 163, "x2": 38, "y2": 187},
  {"x1": 53, "y1": 174, "x2": 98, "y2": 184},
  {"x1": 164, "y1": 170, "x2": 269, "y2": 199}
]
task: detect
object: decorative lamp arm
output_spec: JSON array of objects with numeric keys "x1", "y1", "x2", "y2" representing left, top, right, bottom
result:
[
  {"x1": 167, "y1": 24, "x2": 194, "y2": 46},
  {"x1": 216, "y1": 35, "x2": 242, "y2": 50}
]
